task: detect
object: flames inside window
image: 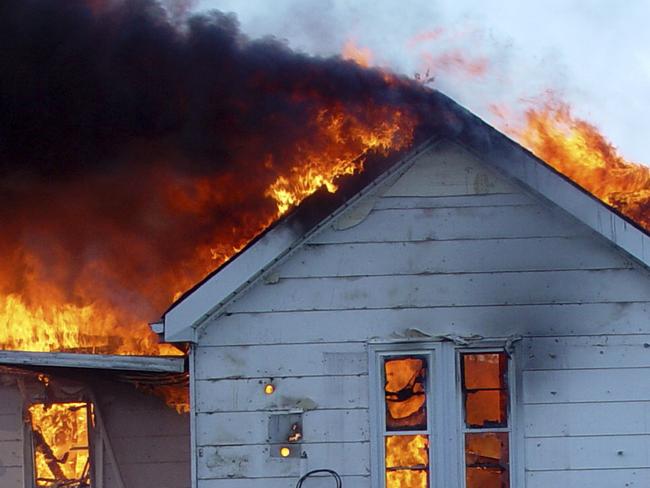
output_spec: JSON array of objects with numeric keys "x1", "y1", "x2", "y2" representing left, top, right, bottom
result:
[
  {"x1": 28, "y1": 402, "x2": 92, "y2": 487},
  {"x1": 384, "y1": 356, "x2": 429, "y2": 488},
  {"x1": 461, "y1": 352, "x2": 510, "y2": 488}
]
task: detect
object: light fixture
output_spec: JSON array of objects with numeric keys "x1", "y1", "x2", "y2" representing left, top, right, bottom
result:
[
  {"x1": 264, "y1": 383, "x2": 275, "y2": 395},
  {"x1": 279, "y1": 446, "x2": 291, "y2": 458}
]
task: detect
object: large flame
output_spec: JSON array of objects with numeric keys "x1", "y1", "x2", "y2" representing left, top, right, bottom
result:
[
  {"x1": 28, "y1": 402, "x2": 92, "y2": 487},
  {"x1": 502, "y1": 97, "x2": 650, "y2": 232}
]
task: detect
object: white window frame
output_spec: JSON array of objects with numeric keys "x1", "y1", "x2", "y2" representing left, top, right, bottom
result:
[{"x1": 369, "y1": 341, "x2": 522, "y2": 488}]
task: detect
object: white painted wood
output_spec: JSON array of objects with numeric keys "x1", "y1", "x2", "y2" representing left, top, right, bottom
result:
[
  {"x1": 0, "y1": 350, "x2": 185, "y2": 373},
  {"x1": 523, "y1": 368, "x2": 650, "y2": 404},
  {"x1": 384, "y1": 142, "x2": 514, "y2": 197},
  {"x1": 311, "y1": 205, "x2": 585, "y2": 244},
  {"x1": 277, "y1": 237, "x2": 634, "y2": 278},
  {"x1": 197, "y1": 442, "x2": 369, "y2": 479},
  {"x1": 522, "y1": 335, "x2": 650, "y2": 370},
  {"x1": 526, "y1": 435, "x2": 650, "y2": 470},
  {"x1": 374, "y1": 193, "x2": 530, "y2": 209},
  {"x1": 196, "y1": 375, "x2": 368, "y2": 413},
  {"x1": 227, "y1": 269, "x2": 650, "y2": 313},
  {"x1": 196, "y1": 343, "x2": 367, "y2": 380},
  {"x1": 198, "y1": 475, "x2": 370, "y2": 488},
  {"x1": 196, "y1": 409, "x2": 368, "y2": 446},
  {"x1": 526, "y1": 468, "x2": 650, "y2": 488},
  {"x1": 525, "y1": 401, "x2": 650, "y2": 437},
  {"x1": 199, "y1": 303, "x2": 650, "y2": 346},
  {"x1": 0, "y1": 467, "x2": 22, "y2": 487},
  {"x1": 0, "y1": 440, "x2": 21, "y2": 467}
]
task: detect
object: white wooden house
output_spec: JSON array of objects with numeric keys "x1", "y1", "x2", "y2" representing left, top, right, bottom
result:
[
  {"x1": 0, "y1": 351, "x2": 190, "y2": 488},
  {"x1": 159, "y1": 95, "x2": 650, "y2": 488}
]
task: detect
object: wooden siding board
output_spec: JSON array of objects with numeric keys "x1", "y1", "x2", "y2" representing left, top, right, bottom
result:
[
  {"x1": 0, "y1": 466, "x2": 22, "y2": 487},
  {"x1": 526, "y1": 435, "x2": 650, "y2": 470},
  {"x1": 383, "y1": 142, "x2": 514, "y2": 197},
  {"x1": 196, "y1": 375, "x2": 368, "y2": 413},
  {"x1": 197, "y1": 442, "x2": 369, "y2": 479},
  {"x1": 198, "y1": 476, "x2": 370, "y2": 488},
  {"x1": 526, "y1": 468, "x2": 650, "y2": 488},
  {"x1": 523, "y1": 336, "x2": 650, "y2": 370},
  {"x1": 197, "y1": 409, "x2": 369, "y2": 446},
  {"x1": 227, "y1": 269, "x2": 650, "y2": 313},
  {"x1": 523, "y1": 368, "x2": 650, "y2": 404},
  {"x1": 200, "y1": 303, "x2": 650, "y2": 346},
  {"x1": 310, "y1": 205, "x2": 586, "y2": 244},
  {"x1": 0, "y1": 414, "x2": 21, "y2": 442},
  {"x1": 525, "y1": 402, "x2": 650, "y2": 437},
  {"x1": 374, "y1": 193, "x2": 530, "y2": 209},
  {"x1": 277, "y1": 238, "x2": 634, "y2": 279},
  {"x1": 196, "y1": 343, "x2": 367, "y2": 380}
]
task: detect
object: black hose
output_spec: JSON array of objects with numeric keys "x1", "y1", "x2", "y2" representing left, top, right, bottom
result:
[{"x1": 295, "y1": 469, "x2": 342, "y2": 487}]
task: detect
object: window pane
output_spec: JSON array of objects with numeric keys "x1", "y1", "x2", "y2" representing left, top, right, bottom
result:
[
  {"x1": 462, "y1": 352, "x2": 508, "y2": 428},
  {"x1": 386, "y1": 435, "x2": 429, "y2": 488},
  {"x1": 385, "y1": 356, "x2": 427, "y2": 430},
  {"x1": 29, "y1": 402, "x2": 92, "y2": 487},
  {"x1": 385, "y1": 435, "x2": 429, "y2": 468},
  {"x1": 386, "y1": 469, "x2": 428, "y2": 488},
  {"x1": 465, "y1": 389, "x2": 508, "y2": 428},
  {"x1": 465, "y1": 432, "x2": 509, "y2": 488},
  {"x1": 462, "y1": 353, "x2": 507, "y2": 390}
]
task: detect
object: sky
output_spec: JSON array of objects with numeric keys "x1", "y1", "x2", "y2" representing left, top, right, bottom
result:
[{"x1": 196, "y1": 0, "x2": 650, "y2": 166}]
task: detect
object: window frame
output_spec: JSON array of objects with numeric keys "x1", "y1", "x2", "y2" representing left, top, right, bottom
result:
[{"x1": 369, "y1": 341, "x2": 521, "y2": 488}]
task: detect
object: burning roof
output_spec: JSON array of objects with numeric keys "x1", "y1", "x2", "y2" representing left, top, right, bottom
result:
[{"x1": 1, "y1": 0, "x2": 648, "y2": 356}]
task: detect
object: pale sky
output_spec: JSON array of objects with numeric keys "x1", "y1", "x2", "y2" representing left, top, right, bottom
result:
[{"x1": 196, "y1": 0, "x2": 650, "y2": 166}]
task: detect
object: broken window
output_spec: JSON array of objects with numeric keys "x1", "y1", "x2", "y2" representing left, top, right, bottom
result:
[
  {"x1": 28, "y1": 402, "x2": 93, "y2": 487},
  {"x1": 373, "y1": 346, "x2": 513, "y2": 488},
  {"x1": 383, "y1": 356, "x2": 429, "y2": 488},
  {"x1": 461, "y1": 352, "x2": 510, "y2": 488}
]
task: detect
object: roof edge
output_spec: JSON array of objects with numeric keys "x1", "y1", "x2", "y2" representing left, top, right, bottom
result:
[{"x1": 0, "y1": 350, "x2": 186, "y2": 373}]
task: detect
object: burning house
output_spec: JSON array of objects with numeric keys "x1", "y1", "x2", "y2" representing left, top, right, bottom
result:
[
  {"x1": 3, "y1": 1, "x2": 650, "y2": 488},
  {"x1": 157, "y1": 94, "x2": 650, "y2": 488}
]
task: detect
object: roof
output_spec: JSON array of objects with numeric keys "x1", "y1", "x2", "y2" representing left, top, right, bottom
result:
[
  {"x1": 161, "y1": 91, "x2": 650, "y2": 343},
  {"x1": 0, "y1": 350, "x2": 185, "y2": 373}
]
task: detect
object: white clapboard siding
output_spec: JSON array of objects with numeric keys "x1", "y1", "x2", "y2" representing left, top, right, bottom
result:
[
  {"x1": 522, "y1": 335, "x2": 650, "y2": 370},
  {"x1": 0, "y1": 467, "x2": 22, "y2": 487},
  {"x1": 525, "y1": 401, "x2": 650, "y2": 437},
  {"x1": 276, "y1": 237, "x2": 633, "y2": 279},
  {"x1": 526, "y1": 435, "x2": 650, "y2": 470},
  {"x1": 523, "y1": 368, "x2": 650, "y2": 404},
  {"x1": 374, "y1": 193, "x2": 530, "y2": 209},
  {"x1": 196, "y1": 343, "x2": 366, "y2": 380},
  {"x1": 196, "y1": 375, "x2": 368, "y2": 413},
  {"x1": 200, "y1": 303, "x2": 650, "y2": 346},
  {"x1": 228, "y1": 269, "x2": 650, "y2": 313},
  {"x1": 526, "y1": 468, "x2": 650, "y2": 488},
  {"x1": 0, "y1": 384, "x2": 22, "y2": 416},
  {"x1": 383, "y1": 142, "x2": 514, "y2": 197},
  {"x1": 311, "y1": 205, "x2": 585, "y2": 244},
  {"x1": 0, "y1": 440, "x2": 21, "y2": 467},
  {"x1": 197, "y1": 409, "x2": 369, "y2": 446},
  {"x1": 115, "y1": 462, "x2": 190, "y2": 488},
  {"x1": 0, "y1": 414, "x2": 21, "y2": 442},
  {"x1": 198, "y1": 475, "x2": 370, "y2": 488},
  {"x1": 197, "y1": 442, "x2": 369, "y2": 479}
]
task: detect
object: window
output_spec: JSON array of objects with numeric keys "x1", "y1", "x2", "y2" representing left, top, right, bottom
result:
[
  {"x1": 370, "y1": 344, "x2": 515, "y2": 488},
  {"x1": 28, "y1": 402, "x2": 93, "y2": 488}
]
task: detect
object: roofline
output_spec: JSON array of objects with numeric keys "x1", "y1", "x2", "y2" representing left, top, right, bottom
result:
[
  {"x1": 162, "y1": 137, "x2": 439, "y2": 342},
  {"x1": 439, "y1": 95, "x2": 650, "y2": 267},
  {"x1": 162, "y1": 91, "x2": 650, "y2": 343},
  {"x1": 0, "y1": 350, "x2": 186, "y2": 373}
]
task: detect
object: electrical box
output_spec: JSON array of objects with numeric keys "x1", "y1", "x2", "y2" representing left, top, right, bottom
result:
[{"x1": 268, "y1": 412, "x2": 303, "y2": 458}]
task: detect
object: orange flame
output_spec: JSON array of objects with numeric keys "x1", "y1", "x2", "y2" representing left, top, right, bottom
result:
[
  {"x1": 342, "y1": 39, "x2": 373, "y2": 67},
  {"x1": 504, "y1": 96, "x2": 650, "y2": 232},
  {"x1": 29, "y1": 402, "x2": 92, "y2": 487},
  {"x1": 385, "y1": 435, "x2": 429, "y2": 488}
]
